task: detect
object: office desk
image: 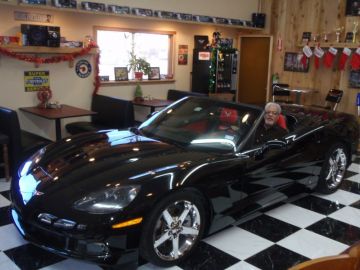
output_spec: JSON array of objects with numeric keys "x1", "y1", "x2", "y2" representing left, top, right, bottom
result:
[
  {"x1": 20, "y1": 105, "x2": 96, "y2": 141},
  {"x1": 132, "y1": 99, "x2": 173, "y2": 113}
]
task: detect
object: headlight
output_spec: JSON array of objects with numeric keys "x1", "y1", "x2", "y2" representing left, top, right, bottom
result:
[{"x1": 73, "y1": 185, "x2": 140, "y2": 214}]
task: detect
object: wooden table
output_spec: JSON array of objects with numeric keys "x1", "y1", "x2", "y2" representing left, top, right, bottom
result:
[
  {"x1": 132, "y1": 99, "x2": 173, "y2": 113},
  {"x1": 20, "y1": 105, "x2": 96, "y2": 141}
]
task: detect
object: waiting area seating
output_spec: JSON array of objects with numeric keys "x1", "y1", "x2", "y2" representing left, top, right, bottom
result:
[
  {"x1": 167, "y1": 89, "x2": 207, "y2": 101},
  {"x1": 272, "y1": 83, "x2": 292, "y2": 104},
  {"x1": 0, "y1": 107, "x2": 52, "y2": 180},
  {"x1": 312, "y1": 89, "x2": 343, "y2": 111},
  {"x1": 65, "y1": 94, "x2": 135, "y2": 135}
]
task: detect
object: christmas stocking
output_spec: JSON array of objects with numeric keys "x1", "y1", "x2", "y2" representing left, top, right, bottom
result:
[
  {"x1": 313, "y1": 45, "x2": 324, "y2": 69},
  {"x1": 338, "y1": 47, "x2": 351, "y2": 71},
  {"x1": 323, "y1": 47, "x2": 338, "y2": 68},
  {"x1": 301, "y1": 45, "x2": 312, "y2": 67},
  {"x1": 351, "y1": 47, "x2": 360, "y2": 70}
]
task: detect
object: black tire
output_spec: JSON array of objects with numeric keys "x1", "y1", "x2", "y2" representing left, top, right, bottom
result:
[
  {"x1": 139, "y1": 189, "x2": 207, "y2": 267},
  {"x1": 316, "y1": 143, "x2": 348, "y2": 194}
]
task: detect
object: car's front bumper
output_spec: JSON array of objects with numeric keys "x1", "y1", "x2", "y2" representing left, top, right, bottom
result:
[{"x1": 11, "y1": 206, "x2": 140, "y2": 269}]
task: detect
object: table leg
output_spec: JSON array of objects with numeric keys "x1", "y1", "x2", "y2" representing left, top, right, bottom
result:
[
  {"x1": 55, "y1": 119, "x2": 62, "y2": 141},
  {"x1": 295, "y1": 91, "x2": 301, "y2": 104}
]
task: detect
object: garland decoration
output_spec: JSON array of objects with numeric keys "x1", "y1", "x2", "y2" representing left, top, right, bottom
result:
[{"x1": 0, "y1": 42, "x2": 100, "y2": 94}]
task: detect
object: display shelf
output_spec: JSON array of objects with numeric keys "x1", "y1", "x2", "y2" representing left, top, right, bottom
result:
[
  {"x1": 0, "y1": 1, "x2": 263, "y2": 31},
  {"x1": 298, "y1": 41, "x2": 360, "y2": 49},
  {"x1": 0, "y1": 44, "x2": 99, "y2": 54}
]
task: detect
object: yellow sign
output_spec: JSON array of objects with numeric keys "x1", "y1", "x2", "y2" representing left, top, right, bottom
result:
[{"x1": 24, "y1": 71, "x2": 50, "y2": 92}]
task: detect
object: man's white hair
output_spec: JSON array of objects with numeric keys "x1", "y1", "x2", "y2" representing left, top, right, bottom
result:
[{"x1": 265, "y1": 102, "x2": 281, "y2": 114}]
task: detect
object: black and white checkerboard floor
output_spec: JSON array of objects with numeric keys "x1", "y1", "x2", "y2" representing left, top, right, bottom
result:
[{"x1": 0, "y1": 155, "x2": 359, "y2": 270}]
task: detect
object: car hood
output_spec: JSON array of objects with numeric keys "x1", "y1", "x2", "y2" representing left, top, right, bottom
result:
[{"x1": 15, "y1": 130, "x2": 211, "y2": 209}]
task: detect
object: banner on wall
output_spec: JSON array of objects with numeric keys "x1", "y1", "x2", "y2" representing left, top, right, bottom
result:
[
  {"x1": 178, "y1": 45, "x2": 188, "y2": 65},
  {"x1": 24, "y1": 71, "x2": 50, "y2": 92}
]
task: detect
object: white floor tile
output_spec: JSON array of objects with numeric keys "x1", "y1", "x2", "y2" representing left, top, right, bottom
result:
[
  {"x1": 0, "y1": 252, "x2": 19, "y2": 270},
  {"x1": 0, "y1": 194, "x2": 10, "y2": 208},
  {"x1": 40, "y1": 258, "x2": 102, "y2": 270},
  {"x1": 347, "y1": 163, "x2": 360, "y2": 174},
  {"x1": 226, "y1": 261, "x2": 261, "y2": 270},
  {"x1": 277, "y1": 229, "x2": 348, "y2": 259},
  {"x1": 204, "y1": 226, "x2": 273, "y2": 260},
  {"x1": 265, "y1": 204, "x2": 324, "y2": 228},
  {"x1": 346, "y1": 173, "x2": 360, "y2": 183},
  {"x1": 0, "y1": 180, "x2": 10, "y2": 193},
  {"x1": 314, "y1": 189, "x2": 360, "y2": 206},
  {"x1": 329, "y1": 206, "x2": 360, "y2": 228},
  {"x1": 0, "y1": 224, "x2": 27, "y2": 251},
  {"x1": 138, "y1": 263, "x2": 182, "y2": 270}
]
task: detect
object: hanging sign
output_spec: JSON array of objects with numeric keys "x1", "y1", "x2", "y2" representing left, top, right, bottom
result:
[
  {"x1": 24, "y1": 71, "x2": 50, "y2": 92},
  {"x1": 178, "y1": 45, "x2": 188, "y2": 65},
  {"x1": 14, "y1": 11, "x2": 53, "y2": 23}
]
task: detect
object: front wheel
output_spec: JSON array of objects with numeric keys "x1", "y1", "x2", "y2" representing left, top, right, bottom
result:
[
  {"x1": 139, "y1": 190, "x2": 207, "y2": 267},
  {"x1": 316, "y1": 143, "x2": 348, "y2": 194}
]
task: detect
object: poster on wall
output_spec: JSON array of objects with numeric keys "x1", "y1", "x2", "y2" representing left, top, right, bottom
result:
[
  {"x1": 283, "y1": 52, "x2": 309, "y2": 72},
  {"x1": 178, "y1": 45, "x2": 188, "y2": 65},
  {"x1": 24, "y1": 71, "x2": 50, "y2": 92}
]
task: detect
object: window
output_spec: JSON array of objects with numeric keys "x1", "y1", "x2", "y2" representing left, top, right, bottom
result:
[{"x1": 95, "y1": 27, "x2": 175, "y2": 81}]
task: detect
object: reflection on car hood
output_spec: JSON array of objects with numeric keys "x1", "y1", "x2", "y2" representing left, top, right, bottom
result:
[{"x1": 21, "y1": 130, "x2": 210, "y2": 200}]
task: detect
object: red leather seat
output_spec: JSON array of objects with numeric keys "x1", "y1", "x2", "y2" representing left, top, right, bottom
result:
[
  {"x1": 277, "y1": 114, "x2": 287, "y2": 130},
  {"x1": 218, "y1": 108, "x2": 238, "y2": 130}
]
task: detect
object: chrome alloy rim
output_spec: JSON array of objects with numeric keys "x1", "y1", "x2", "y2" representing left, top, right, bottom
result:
[
  {"x1": 325, "y1": 148, "x2": 347, "y2": 189},
  {"x1": 153, "y1": 200, "x2": 201, "y2": 261}
]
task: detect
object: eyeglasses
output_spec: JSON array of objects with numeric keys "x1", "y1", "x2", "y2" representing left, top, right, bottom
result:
[{"x1": 265, "y1": 111, "x2": 279, "y2": 116}]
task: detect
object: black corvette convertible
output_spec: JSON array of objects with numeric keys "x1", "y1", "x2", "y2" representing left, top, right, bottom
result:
[{"x1": 10, "y1": 97, "x2": 359, "y2": 269}]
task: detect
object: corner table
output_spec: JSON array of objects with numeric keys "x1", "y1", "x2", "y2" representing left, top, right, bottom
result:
[
  {"x1": 132, "y1": 99, "x2": 173, "y2": 113},
  {"x1": 20, "y1": 105, "x2": 97, "y2": 141}
]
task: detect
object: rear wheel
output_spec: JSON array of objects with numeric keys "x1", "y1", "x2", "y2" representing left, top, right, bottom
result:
[
  {"x1": 316, "y1": 143, "x2": 348, "y2": 194},
  {"x1": 139, "y1": 190, "x2": 207, "y2": 267}
]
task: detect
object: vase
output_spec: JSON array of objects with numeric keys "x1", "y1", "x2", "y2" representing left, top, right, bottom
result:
[{"x1": 134, "y1": 72, "x2": 143, "y2": 80}]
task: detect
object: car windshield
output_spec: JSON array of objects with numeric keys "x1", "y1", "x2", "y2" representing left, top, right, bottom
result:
[{"x1": 139, "y1": 97, "x2": 261, "y2": 152}]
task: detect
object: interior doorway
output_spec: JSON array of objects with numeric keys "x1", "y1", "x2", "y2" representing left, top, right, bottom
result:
[{"x1": 237, "y1": 36, "x2": 272, "y2": 106}]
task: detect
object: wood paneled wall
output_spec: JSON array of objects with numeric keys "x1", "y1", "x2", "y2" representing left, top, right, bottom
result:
[{"x1": 270, "y1": 0, "x2": 360, "y2": 115}]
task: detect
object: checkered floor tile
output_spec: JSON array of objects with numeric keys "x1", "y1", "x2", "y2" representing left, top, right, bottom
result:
[{"x1": 0, "y1": 154, "x2": 359, "y2": 270}]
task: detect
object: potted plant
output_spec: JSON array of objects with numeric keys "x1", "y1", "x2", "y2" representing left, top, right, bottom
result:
[
  {"x1": 128, "y1": 52, "x2": 151, "y2": 80},
  {"x1": 134, "y1": 83, "x2": 144, "y2": 102}
]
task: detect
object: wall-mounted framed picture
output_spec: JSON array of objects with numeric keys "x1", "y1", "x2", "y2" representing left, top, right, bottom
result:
[
  {"x1": 114, "y1": 67, "x2": 128, "y2": 81},
  {"x1": 149, "y1": 67, "x2": 160, "y2": 80},
  {"x1": 346, "y1": 0, "x2": 360, "y2": 16},
  {"x1": 283, "y1": 52, "x2": 309, "y2": 73}
]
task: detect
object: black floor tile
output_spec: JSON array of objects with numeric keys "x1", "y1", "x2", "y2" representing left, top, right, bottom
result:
[
  {"x1": 245, "y1": 244, "x2": 309, "y2": 270},
  {"x1": 351, "y1": 200, "x2": 360, "y2": 209},
  {"x1": 0, "y1": 206, "x2": 11, "y2": 227},
  {"x1": 4, "y1": 243, "x2": 65, "y2": 270},
  {"x1": 344, "y1": 170, "x2": 358, "y2": 179},
  {"x1": 177, "y1": 241, "x2": 240, "y2": 270},
  {"x1": 306, "y1": 217, "x2": 360, "y2": 246},
  {"x1": 0, "y1": 190, "x2": 10, "y2": 201},
  {"x1": 291, "y1": 195, "x2": 344, "y2": 215},
  {"x1": 340, "y1": 180, "x2": 360, "y2": 195},
  {"x1": 238, "y1": 214, "x2": 300, "y2": 242}
]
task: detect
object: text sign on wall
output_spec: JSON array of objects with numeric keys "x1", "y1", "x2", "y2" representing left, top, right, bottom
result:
[
  {"x1": 14, "y1": 11, "x2": 53, "y2": 23},
  {"x1": 24, "y1": 71, "x2": 50, "y2": 92}
]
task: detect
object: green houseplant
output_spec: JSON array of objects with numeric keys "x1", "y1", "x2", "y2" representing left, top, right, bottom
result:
[
  {"x1": 128, "y1": 52, "x2": 151, "y2": 80},
  {"x1": 134, "y1": 83, "x2": 144, "y2": 102}
]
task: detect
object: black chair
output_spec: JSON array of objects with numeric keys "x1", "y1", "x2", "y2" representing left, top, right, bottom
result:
[
  {"x1": 0, "y1": 107, "x2": 52, "y2": 179},
  {"x1": 65, "y1": 94, "x2": 135, "y2": 135},
  {"x1": 312, "y1": 89, "x2": 344, "y2": 111},
  {"x1": 272, "y1": 83, "x2": 292, "y2": 103},
  {"x1": 167, "y1": 89, "x2": 207, "y2": 101}
]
